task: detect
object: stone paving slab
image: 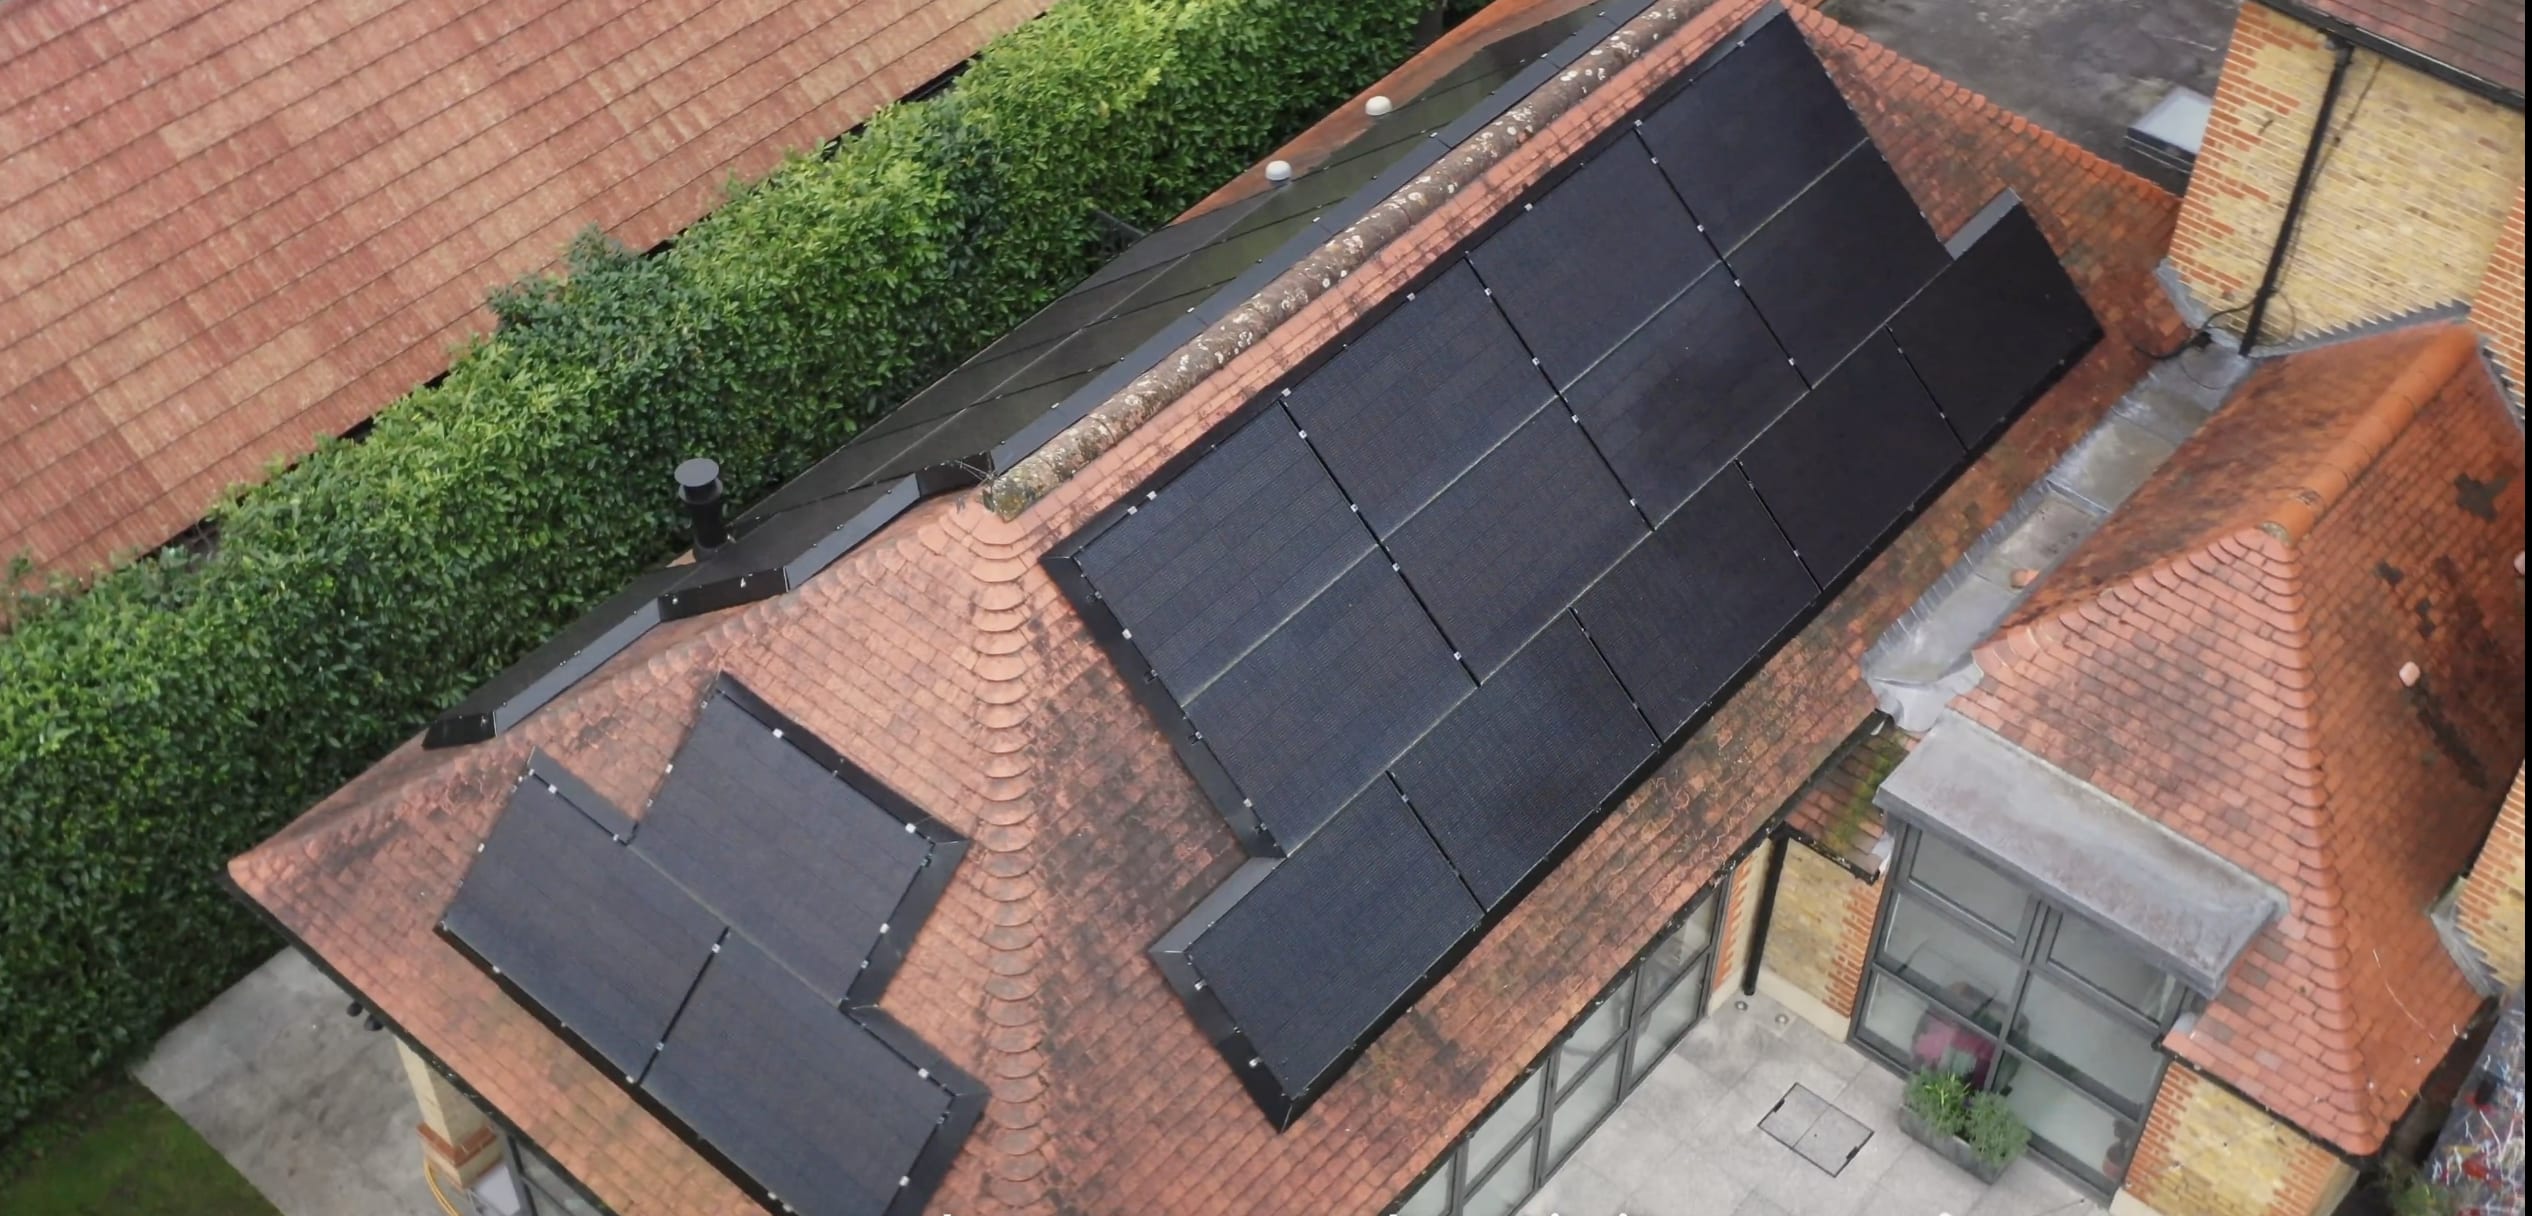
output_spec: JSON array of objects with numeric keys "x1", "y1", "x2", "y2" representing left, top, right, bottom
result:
[
  {"x1": 134, "y1": 949, "x2": 438, "y2": 1216},
  {"x1": 1522, "y1": 993, "x2": 2097, "y2": 1216}
]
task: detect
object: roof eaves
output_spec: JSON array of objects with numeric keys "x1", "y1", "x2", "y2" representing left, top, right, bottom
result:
[{"x1": 2257, "y1": 0, "x2": 2527, "y2": 110}]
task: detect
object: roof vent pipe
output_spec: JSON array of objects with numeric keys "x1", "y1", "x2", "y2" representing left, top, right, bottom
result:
[{"x1": 677, "y1": 458, "x2": 729, "y2": 555}]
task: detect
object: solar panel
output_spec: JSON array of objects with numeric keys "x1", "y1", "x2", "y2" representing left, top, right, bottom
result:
[
  {"x1": 439, "y1": 758, "x2": 723, "y2": 1079},
  {"x1": 1389, "y1": 617, "x2": 1657, "y2": 909},
  {"x1": 1560, "y1": 267, "x2": 1808, "y2": 525},
  {"x1": 1385, "y1": 408, "x2": 1645, "y2": 678},
  {"x1": 1077, "y1": 197, "x2": 1257, "y2": 293},
  {"x1": 641, "y1": 935, "x2": 979, "y2": 1216},
  {"x1": 1166, "y1": 780, "x2": 1484, "y2": 1125},
  {"x1": 1040, "y1": 7, "x2": 2100, "y2": 1127},
  {"x1": 1890, "y1": 202, "x2": 2101, "y2": 446},
  {"x1": 1467, "y1": 133, "x2": 1717, "y2": 386},
  {"x1": 1636, "y1": 14, "x2": 1868, "y2": 252},
  {"x1": 426, "y1": 567, "x2": 687, "y2": 748},
  {"x1": 662, "y1": 479, "x2": 924, "y2": 620},
  {"x1": 1183, "y1": 554, "x2": 1473, "y2": 852},
  {"x1": 1286, "y1": 261, "x2": 1556, "y2": 535},
  {"x1": 1738, "y1": 336, "x2": 1966, "y2": 586},
  {"x1": 633, "y1": 680, "x2": 959, "y2": 1006},
  {"x1": 1073, "y1": 407, "x2": 1374, "y2": 701},
  {"x1": 1575, "y1": 472, "x2": 1818, "y2": 734},
  {"x1": 1727, "y1": 146, "x2": 1950, "y2": 380}
]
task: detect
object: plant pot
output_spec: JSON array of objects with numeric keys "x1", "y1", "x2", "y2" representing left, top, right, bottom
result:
[{"x1": 1899, "y1": 1107, "x2": 2009, "y2": 1184}]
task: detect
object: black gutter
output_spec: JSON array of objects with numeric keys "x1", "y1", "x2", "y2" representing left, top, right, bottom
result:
[
  {"x1": 2242, "y1": 34, "x2": 2357, "y2": 352},
  {"x1": 2257, "y1": 0, "x2": 2524, "y2": 112},
  {"x1": 1738, "y1": 832, "x2": 1789, "y2": 996}
]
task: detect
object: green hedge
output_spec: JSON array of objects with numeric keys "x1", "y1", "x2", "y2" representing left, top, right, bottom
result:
[{"x1": 0, "y1": 0, "x2": 1435, "y2": 1140}]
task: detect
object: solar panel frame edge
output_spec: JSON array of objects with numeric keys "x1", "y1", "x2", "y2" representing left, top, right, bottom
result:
[
  {"x1": 704, "y1": 673, "x2": 964, "y2": 845},
  {"x1": 1150, "y1": 844, "x2": 1501, "y2": 1131},
  {"x1": 1889, "y1": 199, "x2": 2105, "y2": 450},
  {"x1": 680, "y1": 674, "x2": 975, "y2": 1008},
  {"x1": 1148, "y1": 859, "x2": 1300, "y2": 1125},
  {"x1": 432, "y1": 916, "x2": 675, "y2": 1090},
  {"x1": 593, "y1": 1005, "x2": 813, "y2": 1216},
  {"x1": 1042, "y1": 548, "x2": 1279, "y2": 856},
  {"x1": 535, "y1": 932, "x2": 979, "y2": 1216},
  {"x1": 849, "y1": 1006, "x2": 989, "y2": 1216},
  {"x1": 435, "y1": 771, "x2": 706, "y2": 1088},
  {"x1": 659, "y1": 478, "x2": 927, "y2": 621},
  {"x1": 425, "y1": 567, "x2": 689, "y2": 749},
  {"x1": 843, "y1": 831, "x2": 970, "y2": 1008},
  {"x1": 523, "y1": 749, "x2": 639, "y2": 841}
]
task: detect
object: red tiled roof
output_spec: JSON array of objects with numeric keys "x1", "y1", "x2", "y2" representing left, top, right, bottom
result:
[
  {"x1": 1961, "y1": 324, "x2": 2528, "y2": 1153},
  {"x1": 1780, "y1": 719, "x2": 1910, "y2": 870},
  {"x1": 230, "y1": 5, "x2": 2188, "y2": 1212},
  {"x1": 2277, "y1": 0, "x2": 2526, "y2": 98},
  {"x1": 0, "y1": 0, "x2": 1046, "y2": 576}
]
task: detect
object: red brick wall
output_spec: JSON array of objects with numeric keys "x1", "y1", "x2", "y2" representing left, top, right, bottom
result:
[
  {"x1": 2456, "y1": 768, "x2": 2528, "y2": 991},
  {"x1": 2475, "y1": 184, "x2": 2527, "y2": 396}
]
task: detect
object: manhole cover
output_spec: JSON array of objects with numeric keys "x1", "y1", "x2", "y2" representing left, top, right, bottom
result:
[{"x1": 1758, "y1": 1083, "x2": 1872, "y2": 1176}]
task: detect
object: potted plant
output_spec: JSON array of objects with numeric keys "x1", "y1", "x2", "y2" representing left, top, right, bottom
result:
[{"x1": 1899, "y1": 1067, "x2": 2031, "y2": 1183}]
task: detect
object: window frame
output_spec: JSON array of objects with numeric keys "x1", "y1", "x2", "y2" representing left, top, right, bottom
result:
[
  {"x1": 1388, "y1": 873, "x2": 1729, "y2": 1214},
  {"x1": 1852, "y1": 825, "x2": 2185, "y2": 1198}
]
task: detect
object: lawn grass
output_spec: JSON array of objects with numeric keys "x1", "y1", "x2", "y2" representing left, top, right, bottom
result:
[{"x1": 0, "y1": 1080, "x2": 276, "y2": 1216}]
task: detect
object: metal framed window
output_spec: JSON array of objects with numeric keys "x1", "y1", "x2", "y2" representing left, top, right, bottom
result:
[
  {"x1": 1389, "y1": 875, "x2": 1728, "y2": 1214},
  {"x1": 506, "y1": 1136, "x2": 612, "y2": 1216},
  {"x1": 1852, "y1": 825, "x2": 2185, "y2": 1196}
]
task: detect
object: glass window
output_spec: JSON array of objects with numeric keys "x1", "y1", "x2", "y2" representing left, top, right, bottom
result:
[
  {"x1": 2048, "y1": 915, "x2": 2184, "y2": 1023},
  {"x1": 1466, "y1": 1069, "x2": 1543, "y2": 1173},
  {"x1": 1908, "y1": 833, "x2": 2031, "y2": 936},
  {"x1": 1998, "y1": 1061, "x2": 2137, "y2": 1187},
  {"x1": 1556, "y1": 978, "x2": 1630, "y2": 1088},
  {"x1": 1637, "y1": 894, "x2": 1718, "y2": 998},
  {"x1": 1463, "y1": 1144, "x2": 1535, "y2": 1216},
  {"x1": 1394, "y1": 1167, "x2": 1449, "y2": 1216},
  {"x1": 2009, "y1": 976, "x2": 2166, "y2": 1111},
  {"x1": 1549, "y1": 1054, "x2": 1623, "y2": 1166},
  {"x1": 1878, "y1": 895, "x2": 2021, "y2": 1033},
  {"x1": 512, "y1": 1139, "x2": 608, "y2": 1216},
  {"x1": 1629, "y1": 954, "x2": 1711, "y2": 1081},
  {"x1": 1858, "y1": 973, "x2": 2003, "y2": 1087}
]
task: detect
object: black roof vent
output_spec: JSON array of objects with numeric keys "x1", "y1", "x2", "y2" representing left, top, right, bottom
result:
[{"x1": 676, "y1": 457, "x2": 729, "y2": 556}]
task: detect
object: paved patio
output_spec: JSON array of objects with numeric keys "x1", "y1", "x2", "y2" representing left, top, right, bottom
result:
[
  {"x1": 134, "y1": 950, "x2": 438, "y2": 1216},
  {"x1": 1524, "y1": 992, "x2": 2096, "y2": 1216}
]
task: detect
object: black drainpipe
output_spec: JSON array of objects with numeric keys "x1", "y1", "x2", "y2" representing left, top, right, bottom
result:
[
  {"x1": 1739, "y1": 831, "x2": 1789, "y2": 996},
  {"x1": 2240, "y1": 35, "x2": 2357, "y2": 352}
]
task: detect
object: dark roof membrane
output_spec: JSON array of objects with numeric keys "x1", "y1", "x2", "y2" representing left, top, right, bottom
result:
[{"x1": 422, "y1": 0, "x2": 1623, "y2": 753}]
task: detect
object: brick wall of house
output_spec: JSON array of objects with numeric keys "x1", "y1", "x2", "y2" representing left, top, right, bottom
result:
[
  {"x1": 2475, "y1": 185, "x2": 2527, "y2": 395},
  {"x1": 2170, "y1": 3, "x2": 2526, "y2": 343},
  {"x1": 2124, "y1": 1066, "x2": 2357, "y2": 1216},
  {"x1": 1758, "y1": 845, "x2": 1883, "y2": 1018},
  {"x1": 1712, "y1": 846, "x2": 1765, "y2": 1001},
  {"x1": 2456, "y1": 768, "x2": 2529, "y2": 991}
]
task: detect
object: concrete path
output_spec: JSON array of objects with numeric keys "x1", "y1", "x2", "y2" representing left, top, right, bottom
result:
[
  {"x1": 1526, "y1": 992, "x2": 2095, "y2": 1216},
  {"x1": 134, "y1": 949, "x2": 438, "y2": 1216}
]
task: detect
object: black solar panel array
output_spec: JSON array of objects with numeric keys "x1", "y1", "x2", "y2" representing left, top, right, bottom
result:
[
  {"x1": 441, "y1": 758, "x2": 724, "y2": 1079},
  {"x1": 439, "y1": 678, "x2": 977, "y2": 1216},
  {"x1": 1050, "y1": 6, "x2": 2100, "y2": 1126},
  {"x1": 634, "y1": 681, "x2": 959, "y2": 1006},
  {"x1": 1155, "y1": 780, "x2": 1485, "y2": 1123},
  {"x1": 423, "y1": 3, "x2": 1635, "y2": 752}
]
